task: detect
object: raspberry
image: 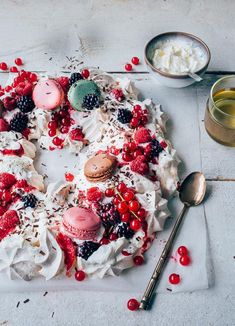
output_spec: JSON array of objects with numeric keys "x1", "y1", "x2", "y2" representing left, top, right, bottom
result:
[
  {"x1": 0, "y1": 210, "x2": 20, "y2": 241},
  {"x1": 22, "y1": 83, "x2": 33, "y2": 96},
  {"x1": 0, "y1": 206, "x2": 7, "y2": 216},
  {"x1": 0, "y1": 119, "x2": 9, "y2": 132},
  {"x1": 2, "y1": 96, "x2": 17, "y2": 111},
  {"x1": 130, "y1": 155, "x2": 149, "y2": 175},
  {"x1": 0, "y1": 173, "x2": 16, "y2": 189},
  {"x1": 69, "y1": 128, "x2": 84, "y2": 141},
  {"x1": 160, "y1": 140, "x2": 168, "y2": 148},
  {"x1": 111, "y1": 88, "x2": 124, "y2": 101},
  {"x1": 57, "y1": 76, "x2": 69, "y2": 92},
  {"x1": 134, "y1": 127, "x2": 151, "y2": 144},
  {"x1": 86, "y1": 187, "x2": 103, "y2": 202}
]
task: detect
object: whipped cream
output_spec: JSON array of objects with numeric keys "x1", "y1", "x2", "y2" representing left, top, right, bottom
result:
[
  {"x1": 152, "y1": 39, "x2": 206, "y2": 75},
  {"x1": 0, "y1": 69, "x2": 179, "y2": 281}
]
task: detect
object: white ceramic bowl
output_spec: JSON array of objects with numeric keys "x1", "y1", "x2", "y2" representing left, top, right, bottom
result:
[{"x1": 145, "y1": 32, "x2": 211, "y2": 88}]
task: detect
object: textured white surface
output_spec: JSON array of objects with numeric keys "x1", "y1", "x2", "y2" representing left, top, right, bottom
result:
[{"x1": 0, "y1": 1, "x2": 235, "y2": 325}]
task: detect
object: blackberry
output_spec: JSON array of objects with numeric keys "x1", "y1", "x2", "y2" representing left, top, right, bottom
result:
[
  {"x1": 97, "y1": 203, "x2": 120, "y2": 230},
  {"x1": 117, "y1": 108, "x2": 133, "y2": 124},
  {"x1": 116, "y1": 223, "x2": 134, "y2": 239},
  {"x1": 22, "y1": 194, "x2": 38, "y2": 208},
  {"x1": 82, "y1": 94, "x2": 99, "y2": 110},
  {"x1": 10, "y1": 113, "x2": 28, "y2": 132},
  {"x1": 149, "y1": 138, "x2": 163, "y2": 159},
  {"x1": 77, "y1": 241, "x2": 100, "y2": 260},
  {"x1": 17, "y1": 96, "x2": 35, "y2": 113},
  {"x1": 69, "y1": 72, "x2": 83, "y2": 86}
]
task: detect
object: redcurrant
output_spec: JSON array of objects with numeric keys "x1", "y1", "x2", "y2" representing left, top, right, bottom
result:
[
  {"x1": 75, "y1": 270, "x2": 86, "y2": 281},
  {"x1": 117, "y1": 202, "x2": 129, "y2": 214},
  {"x1": 177, "y1": 246, "x2": 188, "y2": 256},
  {"x1": 169, "y1": 273, "x2": 180, "y2": 285},
  {"x1": 81, "y1": 69, "x2": 90, "y2": 79},
  {"x1": 129, "y1": 200, "x2": 140, "y2": 212},
  {"x1": 133, "y1": 255, "x2": 144, "y2": 266},
  {"x1": 123, "y1": 190, "x2": 135, "y2": 201},
  {"x1": 121, "y1": 212, "x2": 130, "y2": 222},
  {"x1": 117, "y1": 182, "x2": 126, "y2": 193},
  {"x1": 179, "y1": 255, "x2": 191, "y2": 266},
  {"x1": 15, "y1": 58, "x2": 23, "y2": 66},
  {"x1": 125, "y1": 63, "x2": 132, "y2": 71},
  {"x1": 131, "y1": 57, "x2": 140, "y2": 65},
  {"x1": 105, "y1": 188, "x2": 115, "y2": 197},
  {"x1": 130, "y1": 219, "x2": 141, "y2": 231},
  {"x1": 127, "y1": 298, "x2": 139, "y2": 311}
]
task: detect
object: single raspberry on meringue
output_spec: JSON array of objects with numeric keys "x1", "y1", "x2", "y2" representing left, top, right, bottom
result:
[
  {"x1": 133, "y1": 127, "x2": 151, "y2": 144},
  {"x1": 130, "y1": 155, "x2": 149, "y2": 175}
]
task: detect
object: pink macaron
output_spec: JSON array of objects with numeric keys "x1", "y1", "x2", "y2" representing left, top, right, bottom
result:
[
  {"x1": 62, "y1": 207, "x2": 101, "y2": 240},
  {"x1": 32, "y1": 79, "x2": 64, "y2": 110}
]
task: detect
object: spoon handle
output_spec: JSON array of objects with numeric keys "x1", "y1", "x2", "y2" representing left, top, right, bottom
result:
[{"x1": 139, "y1": 204, "x2": 188, "y2": 310}]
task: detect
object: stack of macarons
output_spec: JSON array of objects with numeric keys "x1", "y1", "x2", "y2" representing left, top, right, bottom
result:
[
  {"x1": 84, "y1": 153, "x2": 117, "y2": 182},
  {"x1": 62, "y1": 207, "x2": 101, "y2": 240}
]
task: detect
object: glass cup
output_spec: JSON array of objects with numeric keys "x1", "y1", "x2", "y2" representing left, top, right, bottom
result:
[{"x1": 205, "y1": 75, "x2": 235, "y2": 146}]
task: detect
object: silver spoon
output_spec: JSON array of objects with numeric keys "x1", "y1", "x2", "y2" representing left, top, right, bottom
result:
[{"x1": 139, "y1": 172, "x2": 206, "y2": 310}]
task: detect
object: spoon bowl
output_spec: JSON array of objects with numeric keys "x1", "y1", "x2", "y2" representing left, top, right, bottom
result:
[{"x1": 180, "y1": 172, "x2": 206, "y2": 206}]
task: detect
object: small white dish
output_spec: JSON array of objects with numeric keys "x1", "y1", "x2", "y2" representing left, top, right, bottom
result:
[{"x1": 145, "y1": 32, "x2": 211, "y2": 88}]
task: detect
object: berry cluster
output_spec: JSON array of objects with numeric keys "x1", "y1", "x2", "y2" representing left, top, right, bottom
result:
[
  {"x1": 177, "y1": 245, "x2": 191, "y2": 266},
  {"x1": 124, "y1": 56, "x2": 140, "y2": 72},
  {"x1": 168, "y1": 246, "x2": 191, "y2": 286},
  {"x1": 84, "y1": 183, "x2": 148, "y2": 244},
  {"x1": 117, "y1": 104, "x2": 148, "y2": 128},
  {"x1": 104, "y1": 183, "x2": 147, "y2": 243},
  {"x1": 47, "y1": 107, "x2": 75, "y2": 147},
  {"x1": 0, "y1": 173, "x2": 35, "y2": 216},
  {"x1": 112, "y1": 130, "x2": 166, "y2": 175},
  {"x1": 0, "y1": 69, "x2": 38, "y2": 134},
  {"x1": 0, "y1": 57, "x2": 23, "y2": 74}
]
